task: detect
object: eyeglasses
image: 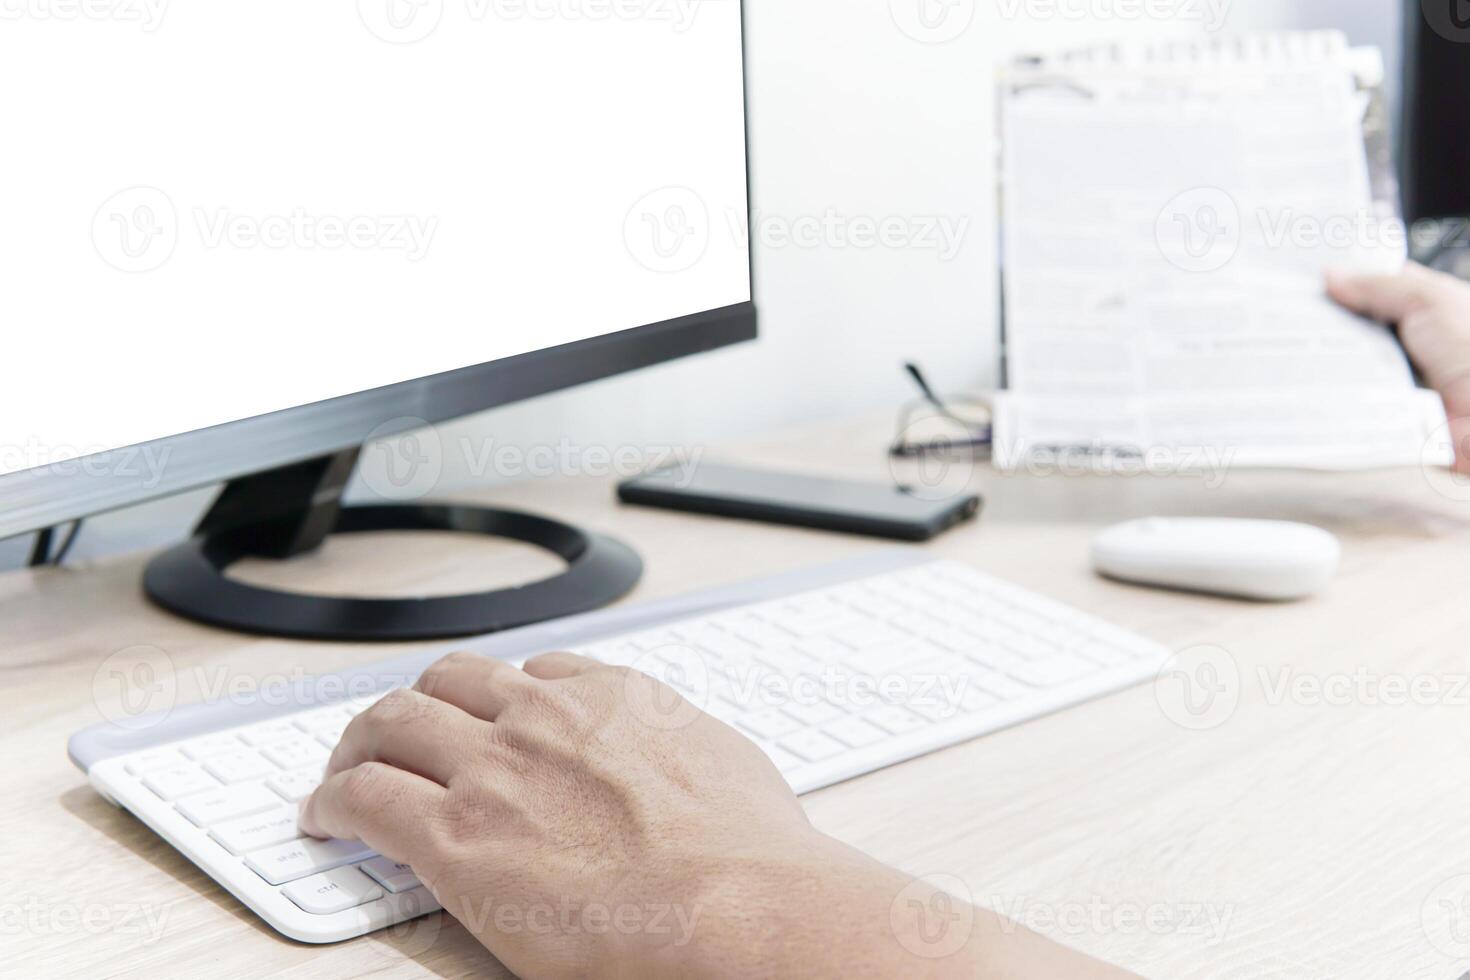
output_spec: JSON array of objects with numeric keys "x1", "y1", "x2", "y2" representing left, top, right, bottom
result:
[{"x1": 889, "y1": 362, "x2": 993, "y2": 461}]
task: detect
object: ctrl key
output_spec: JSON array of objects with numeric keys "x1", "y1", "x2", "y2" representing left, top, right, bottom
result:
[{"x1": 283, "y1": 866, "x2": 384, "y2": 916}]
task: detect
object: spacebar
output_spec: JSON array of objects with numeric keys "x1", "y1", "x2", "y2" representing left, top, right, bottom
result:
[{"x1": 245, "y1": 837, "x2": 375, "y2": 886}]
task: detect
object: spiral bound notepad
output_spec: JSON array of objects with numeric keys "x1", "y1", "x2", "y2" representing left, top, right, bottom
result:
[{"x1": 993, "y1": 31, "x2": 1452, "y2": 472}]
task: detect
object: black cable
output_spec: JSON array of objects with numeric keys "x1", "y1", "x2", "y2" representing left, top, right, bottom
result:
[{"x1": 27, "y1": 527, "x2": 55, "y2": 567}]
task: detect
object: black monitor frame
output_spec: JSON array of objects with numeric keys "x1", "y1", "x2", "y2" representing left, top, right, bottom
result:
[{"x1": 1401, "y1": 2, "x2": 1470, "y2": 225}]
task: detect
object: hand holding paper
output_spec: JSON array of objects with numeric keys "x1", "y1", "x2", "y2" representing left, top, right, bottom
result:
[{"x1": 1328, "y1": 263, "x2": 1470, "y2": 472}]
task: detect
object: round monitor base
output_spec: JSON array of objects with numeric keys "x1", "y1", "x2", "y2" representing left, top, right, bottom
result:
[{"x1": 143, "y1": 504, "x2": 643, "y2": 642}]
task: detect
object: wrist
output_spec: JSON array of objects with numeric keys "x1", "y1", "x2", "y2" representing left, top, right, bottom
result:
[
  {"x1": 606, "y1": 827, "x2": 853, "y2": 980},
  {"x1": 623, "y1": 828, "x2": 989, "y2": 980}
]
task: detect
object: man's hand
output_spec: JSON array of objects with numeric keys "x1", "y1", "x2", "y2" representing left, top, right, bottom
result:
[
  {"x1": 300, "y1": 652, "x2": 1135, "y2": 979},
  {"x1": 1327, "y1": 263, "x2": 1470, "y2": 472}
]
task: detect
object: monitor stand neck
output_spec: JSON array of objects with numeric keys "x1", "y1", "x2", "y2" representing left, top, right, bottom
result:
[
  {"x1": 142, "y1": 447, "x2": 643, "y2": 642},
  {"x1": 193, "y1": 448, "x2": 361, "y2": 560}
]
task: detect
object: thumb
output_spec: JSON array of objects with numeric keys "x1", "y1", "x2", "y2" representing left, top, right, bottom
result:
[{"x1": 1325, "y1": 264, "x2": 1443, "y2": 325}]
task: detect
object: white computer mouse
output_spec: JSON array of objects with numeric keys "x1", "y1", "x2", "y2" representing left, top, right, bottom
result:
[{"x1": 1091, "y1": 518, "x2": 1341, "y2": 601}]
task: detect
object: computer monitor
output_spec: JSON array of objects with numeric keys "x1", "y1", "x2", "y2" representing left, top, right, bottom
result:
[
  {"x1": 0, "y1": 1, "x2": 754, "y2": 640},
  {"x1": 1401, "y1": 2, "x2": 1470, "y2": 225}
]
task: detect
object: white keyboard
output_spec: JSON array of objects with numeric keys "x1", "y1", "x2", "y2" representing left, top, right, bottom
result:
[{"x1": 81, "y1": 559, "x2": 1169, "y2": 944}]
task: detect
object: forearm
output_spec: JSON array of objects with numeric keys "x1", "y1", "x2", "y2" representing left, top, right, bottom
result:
[{"x1": 629, "y1": 830, "x2": 1137, "y2": 980}]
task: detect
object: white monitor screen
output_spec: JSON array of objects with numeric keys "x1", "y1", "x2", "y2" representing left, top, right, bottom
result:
[{"x1": 0, "y1": 1, "x2": 750, "y2": 478}]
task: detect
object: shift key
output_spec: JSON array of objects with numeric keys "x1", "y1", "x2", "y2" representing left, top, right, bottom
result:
[{"x1": 246, "y1": 837, "x2": 375, "y2": 886}]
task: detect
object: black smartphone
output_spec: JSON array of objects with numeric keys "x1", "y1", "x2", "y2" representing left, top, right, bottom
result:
[{"x1": 618, "y1": 462, "x2": 981, "y2": 542}]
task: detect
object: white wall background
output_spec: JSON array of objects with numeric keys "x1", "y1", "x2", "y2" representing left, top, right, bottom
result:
[{"x1": 1, "y1": 0, "x2": 1402, "y2": 568}]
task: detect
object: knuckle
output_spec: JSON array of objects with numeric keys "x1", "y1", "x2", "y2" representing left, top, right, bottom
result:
[
  {"x1": 516, "y1": 678, "x2": 559, "y2": 706},
  {"x1": 620, "y1": 666, "x2": 664, "y2": 696},
  {"x1": 417, "y1": 652, "x2": 473, "y2": 690},
  {"x1": 521, "y1": 651, "x2": 565, "y2": 675},
  {"x1": 435, "y1": 650, "x2": 480, "y2": 674},
  {"x1": 604, "y1": 665, "x2": 637, "y2": 684},
  {"x1": 339, "y1": 762, "x2": 390, "y2": 815},
  {"x1": 597, "y1": 665, "x2": 647, "y2": 704},
  {"x1": 371, "y1": 687, "x2": 424, "y2": 723},
  {"x1": 434, "y1": 786, "x2": 502, "y2": 852},
  {"x1": 564, "y1": 675, "x2": 611, "y2": 712},
  {"x1": 413, "y1": 662, "x2": 451, "y2": 695},
  {"x1": 416, "y1": 651, "x2": 483, "y2": 697},
  {"x1": 510, "y1": 681, "x2": 569, "y2": 721}
]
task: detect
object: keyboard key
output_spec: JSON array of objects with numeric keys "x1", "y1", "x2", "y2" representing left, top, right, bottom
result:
[
  {"x1": 143, "y1": 764, "x2": 219, "y2": 801},
  {"x1": 969, "y1": 670, "x2": 1033, "y2": 701},
  {"x1": 238, "y1": 721, "x2": 301, "y2": 746},
  {"x1": 295, "y1": 707, "x2": 353, "y2": 734},
  {"x1": 578, "y1": 642, "x2": 612, "y2": 664},
  {"x1": 124, "y1": 748, "x2": 185, "y2": 775},
  {"x1": 701, "y1": 693, "x2": 743, "y2": 725},
  {"x1": 709, "y1": 655, "x2": 763, "y2": 690},
  {"x1": 736, "y1": 709, "x2": 802, "y2": 741},
  {"x1": 888, "y1": 610, "x2": 941, "y2": 636},
  {"x1": 203, "y1": 749, "x2": 277, "y2": 784},
  {"x1": 686, "y1": 629, "x2": 758, "y2": 665},
  {"x1": 928, "y1": 626, "x2": 984, "y2": 655},
  {"x1": 832, "y1": 623, "x2": 905, "y2": 651},
  {"x1": 822, "y1": 715, "x2": 886, "y2": 748},
  {"x1": 181, "y1": 733, "x2": 244, "y2": 760},
  {"x1": 175, "y1": 783, "x2": 279, "y2": 827},
  {"x1": 262, "y1": 737, "x2": 330, "y2": 771},
  {"x1": 778, "y1": 729, "x2": 846, "y2": 763},
  {"x1": 313, "y1": 720, "x2": 350, "y2": 749},
  {"x1": 908, "y1": 697, "x2": 963, "y2": 723},
  {"x1": 1009, "y1": 655, "x2": 1096, "y2": 689},
  {"x1": 782, "y1": 592, "x2": 849, "y2": 619},
  {"x1": 644, "y1": 651, "x2": 710, "y2": 697},
  {"x1": 990, "y1": 624, "x2": 1034, "y2": 657},
  {"x1": 780, "y1": 699, "x2": 845, "y2": 728},
  {"x1": 360, "y1": 857, "x2": 422, "y2": 894},
  {"x1": 730, "y1": 616, "x2": 794, "y2": 648},
  {"x1": 959, "y1": 688, "x2": 1000, "y2": 713},
  {"x1": 267, "y1": 768, "x2": 324, "y2": 803},
  {"x1": 757, "y1": 742, "x2": 804, "y2": 773},
  {"x1": 344, "y1": 690, "x2": 394, "y2": 714},
  {"x1": 246, "y1": 837, "x2": 375, "y2": 886},
  {"x1": 863, "y1": 705, "x2": 927, "y2": 736},
  {"x1": 752, "y1": 645, "x2": 812, "y2": 676},
  {"x1": 842, "y1": 639, "x2": 924, "y2": 675},
  {"x1": 1090, "y1": 623, "x2": 1160, "y2": 658},
  {"x1": 623, "y1": 629, "x2": 677, "y2": 653},
  {"x1": 210, "y1": 806, "x2": 302, "y2": 855},
  {"x1": 1005, "y1": 633, "x2": 1060, "y2": 662},
  {"x1": 793, "y1": 636, "x2": 851, "y2": 661},
  {"x1": 961, "y1": 644, "x2": 1025, "y2": 673},
  {"x1": 626, "y1": 641, "x2": 668, "y2": 667},
  {"x1": 283, "y1": 866, "x2": 384, "y2": 915},
  {"x1": 1071, "y1": 640, "x2": 1133, "y2": 667}
]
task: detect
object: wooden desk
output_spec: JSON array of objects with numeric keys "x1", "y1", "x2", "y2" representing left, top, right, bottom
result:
[{"x1": 9, "y1": 416, "x2": 1470, "y2": 979}]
